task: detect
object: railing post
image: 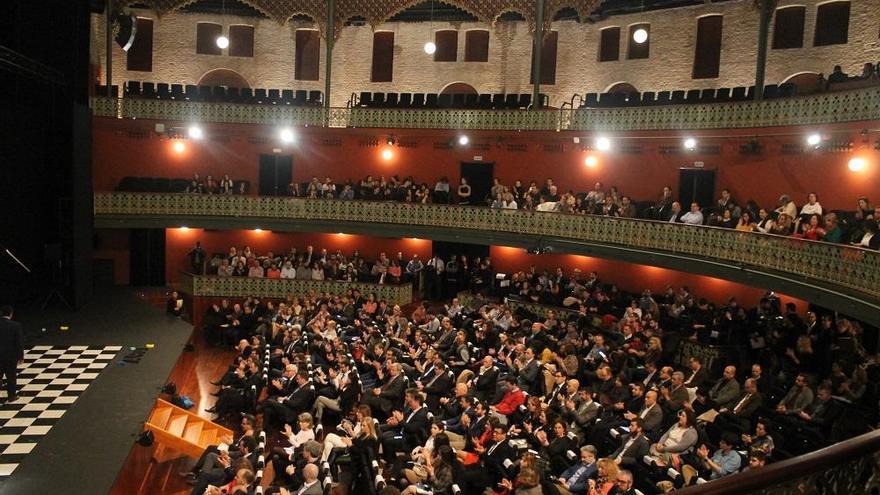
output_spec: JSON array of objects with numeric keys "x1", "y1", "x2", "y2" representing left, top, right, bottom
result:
[
  {"x1": 531, "y1": 0, "x2": 545, "y2": 110},
  {"x1": 754, "y1": 0, "x2": 773, "y2": 101},
  {"x1": 105, "y1": 6, "x2": 113, "y2": 97},
  {"x1": 323, "y1": 0, "x2": 335, "y2": 126}
]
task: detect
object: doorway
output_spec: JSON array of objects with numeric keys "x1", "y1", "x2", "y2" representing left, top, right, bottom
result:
[
  {"x1": 460, "y1": 161, "x2": 494, "y2": 206},
  {"x1": 259, "y1": 154, "x2": 293, "y2": 197},
  {"x1": 678, "y1": 168, "x2": 716, "y2": 209}
]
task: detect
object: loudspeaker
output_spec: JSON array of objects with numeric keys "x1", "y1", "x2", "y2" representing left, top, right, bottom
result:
[{"x1": 114, "y1": 14, "x2": 138, "y2": 51}]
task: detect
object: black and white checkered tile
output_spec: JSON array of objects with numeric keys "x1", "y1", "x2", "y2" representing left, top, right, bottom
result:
[{"x1": 0, "y1": 345, "x2": 121, "y2": 480}]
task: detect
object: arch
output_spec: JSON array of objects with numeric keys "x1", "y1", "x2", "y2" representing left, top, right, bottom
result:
[
  {"x1": 605, "y1": 82, "x2": 639, "y2": 94},
  {"x1": 197, "y1": 68, "x2": 251, "y2": 89},
  {"x1": 781, "y1": 72, "x2": 825, "y2": 95},
  {"x1": 440, "y1": 82, "x2": 478, "y2": 95}
]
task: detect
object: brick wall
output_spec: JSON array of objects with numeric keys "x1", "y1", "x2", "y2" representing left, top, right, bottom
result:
[{"x1": 92, "y1": 0, "x2": 880, "y2": 106}]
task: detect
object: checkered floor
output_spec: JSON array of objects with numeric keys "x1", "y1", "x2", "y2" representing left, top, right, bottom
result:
[{"x1": 0, "y1": 345, "x2": 121, "y2": 480}]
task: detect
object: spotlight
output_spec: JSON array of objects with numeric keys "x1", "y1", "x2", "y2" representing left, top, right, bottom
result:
[
  {"x1": 279, "y1": 128, "x2": 295, "y2": 143},
  {"x1": 179, "y1": 226, "x2": 189, "y2": 230},
  {"x1": 683, "y1": 138, "x2": 697, "y2": 150},
  {"x1": 188, "y1": 126, "x2": 204, "y2": 139},
  {"x1": 807, "y1": 134, "x2": 822, "y2": 147},
  {"x1": 458, "y1": 135, "x2": 469, "y2": 146},
  {"x1": 254, "y1": 228, "x2": 263, "y2": 233},
  {"x1": 585, "y1": 156, "x2": 598, "y2": 167},
  {"x1": 386, "y1": 136, "x2": 395, "y2": 147},
  {"x1": 216, "y1": 35, "x2": 229, "y2": 49},
  {"x1": 633, "y1": 28, "x2": 648, "y2": 44},
  {"x1": 173, "y1": 141, "x2": 186, "y2": 153},
  {"x1": 382, "y1": 149, "x2": 393, "y2": 160},
  {"x1": 595, "y1": 136, "x2": 611, "y2": 152},
  {"x1": 848, "y1": 157, "x2": 866, "y2": 172},
  {"x1": 424, "y1": 42, "x2": 436, "y2": 54}
]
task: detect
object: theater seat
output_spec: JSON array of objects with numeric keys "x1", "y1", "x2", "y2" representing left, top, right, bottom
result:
[
  {"x1": 227, "y1": 87, "x2": 241, "y2": 102},
  {"x1": 655, "y1": 91, "x2": 671, "y2": 105},
  {"x1": 359, "y1": 92, "x2": 371, "y2": 107},
  {"x1": 731, "y1": 87, "x2": 747, "y2": 101},
  {"x1": 623, "y1": 92, "x2": 640, "y2": 106},
  {"x1": 294, "y1": 90, "x2": 307, "y2": 105},
  {"x1": 640, "y1": 92, "x2": 655, "y2": 105},
  {"x1": 670, "y1": 90, "x2": 686, "y2": 104},
  {"x1": 699, "y1": 89, "x2": 715, "y2": 103},
  {"x1": 385, "y1": 93, "x2": 399, "y2": 107},
  {"x1": 685, "y1": 89, "x2": 701, "y2": 103},
  {"x1": 518, "y1": 94, "x2": 532, "y2": 109},
  {"x1": 451, "y1": 93, "x2": 465, "y2": 108},
  {"x1": 157, "y1": 83, "x2": 171, "y2": 100},
  {"x1": 171, "y1": 84, "x2": 184, "y2": 100},
  {"x1": 308, "y1": 91, "x2": 322, "y2": 105},
  {"x1": 412, "y1": 93, "x2": 425, "y2": 107},
  {"x1": 372, "y1": 92, "x2": 385, "y2": 107},
  {"x1": 438, "y1": 93, "x2": 453, "y2": 108},
  {"x1": 504, "y1": 94, "x2": 518, "y2": 109},
  {"x1": 477, "y1": 94, "x2": 492, "y2": 108},
  {"x1": 268, "y1": 89, "x2": 280, "y2": 104},
  {"x1": 185, "y1": 84, "x2": 198, "y2": 101},
  {"x1": 778, "y1": 83, "x2": 797, "y2": 98},
  {"x1": 199, "y1": 85, "x2": 213, "y2": 101},
  {"x1": 465, "y1": 93, "x2": 478, "y2": 108},
  {"x1": 715, "y1": 88, "x2": 731, "y2": 101},
  {"x1": 745, "y1": 85, "x2": 756, "y2": 100},
  {"x1": 491, "y1": 93, "x2": 505, "y2": 109},
  {"x1": 762, "y1": 84, "x2": 779, "y2": 99},
  {"x1": 254, "y1": 88, "x2": 268, "y2": 104},
  {"x1": 126, "y1": 81, "x2": 141, "y2": 97},
  {"x1": 425, "y1": 93, "x2": 439, "y2": 108},
  {"x1": 142, "y1": 82, "x2": 156, "y2": 99},
  {"x1": 240, "y1": 88, "x2": 254, "y2": 103},
  {"x1": 398, "y1": 93, "x2": 412, "y2": 107},
  {"x1": 214, "y1": 86, "x2": 228, "y2": 102},
  {"x1": 583, "y1": 93, "x2": 599, "y2": 107},
  {"x1": 281, "y1": 89, "x2": 294, "y2": 105}
]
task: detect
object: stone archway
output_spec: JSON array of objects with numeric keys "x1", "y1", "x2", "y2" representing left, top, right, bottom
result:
[
  {"x1": 440, "y1": 82, "x2": 478, "y2": 95},
  {"x1": 605, "y1": 82, "x2": 639, "y2": 94},
  {"x1": 782, "y1": 72, "x2": 825, "y2": 95},
  {"x1": 197, "y1": 68, "x2": 251, "y2": 89}
]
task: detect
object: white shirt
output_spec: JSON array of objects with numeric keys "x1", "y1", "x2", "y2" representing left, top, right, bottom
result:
[{"x1": 800, "y1": 203, "x2": 823, "y2": 216}]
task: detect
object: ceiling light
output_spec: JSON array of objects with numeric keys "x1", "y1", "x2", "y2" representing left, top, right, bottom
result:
[
  {"x1": 849, "y1": 157, "x2": 866, "y2": 172},
  {"x1": 458, "y1": 135, "x2": 469, "y2": 146},
  {"x1": 807, "y1": 134, "x2": 822, "y2": 147},
  {"x1": 595, "y1": 137, "x2": 611, "y2": 151},
  {"x1": 280, "y1": 128, "x2": 295, "y2": 143},
  {"x1": 683, "y1": 138, "x2": 697, "y2": 150},
  {"x1": 633, "y1": 28, "x2": 648, "y2": 44},
  {"x1": 424, "y1": 42, "x2": 436, "y2": 54},
  {"x1": 188, "y1": 126, "x2": 203, "y2": 139},
  {"x1": 216, "y1": 35, "x2": 229, "y2": 49}
]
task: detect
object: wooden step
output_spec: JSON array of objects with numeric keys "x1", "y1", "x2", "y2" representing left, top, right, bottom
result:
[{"x1": 144, "y1": 398, "x2": 233, "y2": 460}]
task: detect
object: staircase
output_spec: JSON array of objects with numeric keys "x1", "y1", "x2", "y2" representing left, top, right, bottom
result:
[{"x1": 145, "y1": 398, "x2": 233, "y2": 459}]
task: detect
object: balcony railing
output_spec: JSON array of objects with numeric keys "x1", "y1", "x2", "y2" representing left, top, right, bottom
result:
[
  {"x1": 90, "y1": 86, "x2": 880, "y2": 131},
  {"x1": 95, "y1": 193, "x2": 880, "y2": 307},
  {"x1": 178, "y1": 271, "x2": 413, "y2": 305}
]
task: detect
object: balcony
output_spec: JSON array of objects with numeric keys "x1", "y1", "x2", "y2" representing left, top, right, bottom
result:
[
  {"x1": 90, "y1": 85, "x2": 880, "y2": 131},
  {"x1": 94, "y1": 192, "x2": 880, "y2": 325}
]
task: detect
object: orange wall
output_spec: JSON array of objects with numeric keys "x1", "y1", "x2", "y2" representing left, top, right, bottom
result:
[
  {"x1": 488, "y1": 246, "x2": 808, "y2": 312},
  {"x1": 94, "y1": 229, "x2": 130, "y2": 285},
  {"x1": 92, "y1": 117, "x2": 880, "y2": 211},
  {"x1": 164, "y1": 228, "x2": 433, "y2": 284}
]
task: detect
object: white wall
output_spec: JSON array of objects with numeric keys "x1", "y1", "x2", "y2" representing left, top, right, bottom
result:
[{"x1": 92, "y1": 0, "x2": 880, "y2": 107}]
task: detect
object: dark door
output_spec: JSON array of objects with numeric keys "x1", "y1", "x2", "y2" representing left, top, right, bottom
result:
[
  {"x1": 129, "y1": 228, "x2": 165, "y2": 286},
  {"x1": 678, "y1": 168, "x2": 716, "y2": 209},
  {"x1": 259, "y1": 154, "x2": 293, "y2": 196},
  {"x1": 460, "y1": 161, "x2": 494, "y2": 206}
]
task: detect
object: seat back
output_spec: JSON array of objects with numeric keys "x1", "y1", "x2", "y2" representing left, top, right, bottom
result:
[
  {"x1": 518, "y1": 93, "x2": 532, "y2": 108},
  {"x1": 640, "y1": 91, "x2": 655, "y2": 105},
  {"x1": 184, "y1": 84, "x2": 198, "y2": 100},
  {"x1": 170, "y1": 84, "x2": 184, "y2": 99},
  {"x1": 438, "y1": 93, "x2": 453, "y2": 108},
  {"x1": 478, "y1": 93, "x2": 492, "y2": 108},
  {"x1": 583, "y1": 92, "x2": 599, "y2": 107},
  {"x1": 465, "y1": 93, "x2": 478, "y2": 108},
  {"x1": 157, "y1": 83, "x2": 171, "y2": 99},
  {"x1": 267, "y1": 89, "x2": 280, "y2": 103},
  {"x1": 308, "y1": 90, "x2": 322, "y2": 105},
  {"x1": 142, "y1": 82, "x2": 156, "y2": 98},
  {"x1": 425, "y1": 93, "x2": 439, "y2": 108},
  {"x1": 281, "y1": 89, "x2": 294, "y2": 104},
  {"x1": 655, "y1": 90, "x2": 671, "y2": 105},
  {"x1": 412, "y1": 93, "x2": 426, "y2": 107},
  {"x1": 731, "y1": 86, "x2": 747, "y2": 100},
  {"x1": 763, "y1": 84, "x2": 779, "y2": 99},
  {"x1": 671, "y1": 90, "x2": 686, "y2": 103},
  {"x1": 254, "y1": 88, "x2": 268, "y2": 103},
  {"x1": 398, "y1": 93, "x2": 412, "y2": 107},
  {"x1": 451, "y1": 93, "x2": 466, "y2": 108},
  {"x1": 359, "y1": 91, "x2": 372, "y2": 107},
  {"x1": 199, "y1": 85, "x2": 213, "y2": 101},
  {"x1": 699, "y1": 88, "x2": 715, "y2": 102},
  {"x1": 504, "y1": 93, "x2": 518, "y2": 108},
  {"x1": 685, "y1": 89, "x2": 701, "y2": 103},
  {"x1": 294, "y1": 90, "x2": 307, "y2": 105},
  {"x1": 213, "y1": 86, "x2": 227, "y2": 101},
  {"x1": 491, "y1": 93, "x2": 505, "y2": 108},
  {"x1": 385, "y1": 92, "x2": 398, "y2": 107},
  {"x1": 126, "y1": 80, "x2": 141, "y2": 96},
  {"x1": 778, "y1": 83, "x2": 797, "y2": 98},
  {"x1": 715, "y1": 87, "x2": 731, "y2": 101},
  {"x1": 372, "y1": 92, "x2": 385, "y2": 106}
]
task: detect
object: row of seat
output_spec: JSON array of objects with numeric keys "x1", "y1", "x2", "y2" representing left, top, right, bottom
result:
[
  {"x1": 354, "y1": 91, "x2": 547, "y2": 110},
  {"x1": 119, "y1": 81, "x2": 324, "y2": 106},
  {"x1": 578, "y1": 83, "x2": 798, "y2": 108}
]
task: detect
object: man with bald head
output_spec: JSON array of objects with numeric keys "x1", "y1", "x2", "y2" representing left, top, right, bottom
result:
[{"x1": 696, "y1": 366, "x2": 740, "y2": 415}]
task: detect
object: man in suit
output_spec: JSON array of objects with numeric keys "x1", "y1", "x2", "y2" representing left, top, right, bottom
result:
[
  {"x1": 380, "y1": 388, "x2": 431, "y2": 462},
  {"x1": 0, "y1": 306, "x2": 24, "y2": 402},
  {"x1": 695, "y1": 366, "x2": 741, "y2": 414},
  {"x1": 711, "y1": 378, "x2": 763, "y2": 436},
  {"x1": 190, "y1": 435, "x2": 257, "y2": 495},
  {"x1": 472, "y1": 355, "x2": 499, "y2": 403},
  {"x1": 477, "y1": 425, "x2": 515, "y2": 486},
  {"x1": 629, "y1": 390, "x2": 663, "y2": 434},
  {"x1": 420, "y1": 361, "x2": 453, "y2": 411},
  {"x1": 262, "y1": 370, "x2": 315, "y2": 430},
  {"x1": 661, "y1": 371, "x2": 689, "y2": 415},
  {"x1": 363, "y1": 362, "x2": 406, "y2": 418},
  {"x1": 516, "y1": 347, "x2": 542, "y2": 396},
  {"x1": 564, "y1": 387, "x2": 600, "y2": 439},
  {"x1": 555, "y1": 445, "x2": 597, "y2": 495},
  {"x1": 684, "y1": 357, "x2": 709, "y2": 390},
  {"x1": 291, "y1": 463, "x2": 322, "y2": 495},
  {"x1": 775, "y1": 373, "x2": 814, "y2": 417},
  {"x1": 611, "y1": 419, "x2": 650, "y2": 468}
]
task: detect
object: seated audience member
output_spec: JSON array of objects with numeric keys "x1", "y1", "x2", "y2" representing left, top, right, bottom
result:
[
  {"x1": 167, "y1": 290, "x2": 184, "y2": 317},
  {"x1": 666, "y1": 201, "x2": 683, "y2": 223},
  {"x1": 755, "y1": 208, "x2": 775, "y2": 233},
  {"x1": 190, "y1": 436, "x2": 257, "y2": 495},
  {"x1": 554, "y1": 445, "x2": 598, "y2": 495},
  {"x1": 799, "y1": 192, "x2": 823, "y2": 216},
  {"x1": 775, "y1": 195, "x2": 798, "y2": 219},
  {"x1": 261, "y1": 370, "x2": 316, "y2": 430},
  {"x1": 827, "y1": 64, "x2": 849, "y2": 84},
  {"x1": 203, "y1": 468, "x2": 254, "y2": 495},
  {"x1": 649, "y1": 410, "x2": 698, "y2": 466},
  {"x1": 680, "y1": 202, "x2": 704, "y2": 225},
  {"x1": 693, "y1": 433, "x2": 741, "y2": 480},
  {"x1": 610, "y1": 418, "x2": 650, "y2": 468}
]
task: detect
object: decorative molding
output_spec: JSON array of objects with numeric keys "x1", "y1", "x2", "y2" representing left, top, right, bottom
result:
[
  {"x1": 94, "y1": 193, "x2": 880, "y2": 302},
  {"x1": 92, "y1": 86, "x2": 880, "y2": 131},
  {"x1": 179, "y1": 272, "x2": 413, "y2": 305}
]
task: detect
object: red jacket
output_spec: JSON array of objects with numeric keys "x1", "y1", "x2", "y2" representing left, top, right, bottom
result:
[{"x1": 496, "y1": 387, "x2": 526, "y2": 415}]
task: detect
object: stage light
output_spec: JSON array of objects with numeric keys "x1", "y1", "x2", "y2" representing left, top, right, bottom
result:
[
  {"x1": 633, "y1": 28, "x2": 648, "y2": 44},
  {"x1": 807, "y1": 134, "x2": 822, "y2": 147},
  {"x1": 216, "y1": 35, "x2": 229, "y2": 49},
  {"x1": 386, "y1": 136, "x2": 395, "y2": 146},
  {"x1": 382, "y1": 149, "x2": 393, "y2": 160},
  {"x1": 173, "y1": 141, "x2": 186, "y2": 153},
  {"x1": 595, "y1": 136, "x2": 611, "y2": 151},
  {"x1": 279, "y1": 128, "x2": 295, "y2": 143},
  {"x1": 179, "y1": 226, "x2": 189, "y2": 231},
  {"x1": 849, "y1": 157, "x2": 867, "y2": 172},
  {"x1": 188, "y1": 126, "x2": 204, "y2": 139},
  {"x1": 458, "y1": 135, "x2": 469, "y2": 146},
  {"x1": 683, "y1": 138, "x2": 697, "y2": 150},
  {"x1": 585, "y1": 156, "x2": 598, "y2": 167},
  {"x1": 424, "y1": 42, "x2": 436, "y2": 54},
  {"x1": 254, "y1": 228, "x2": 263, "y2": 233}
]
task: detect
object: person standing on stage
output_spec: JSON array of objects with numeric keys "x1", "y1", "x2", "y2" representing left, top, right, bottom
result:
[{"x1": 0, "y1": 306, "x2": 24, "y2": 403}]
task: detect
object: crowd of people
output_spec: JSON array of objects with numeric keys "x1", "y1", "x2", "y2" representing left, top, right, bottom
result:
[
  {"x1": 176, "y1": 172, "x2": 880, "y2": 250},
  {"x1": 178, "y1": 260, "x2": 877, "y2": 494}
]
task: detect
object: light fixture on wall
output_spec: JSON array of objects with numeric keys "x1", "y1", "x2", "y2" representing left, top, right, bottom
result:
[
  {"x1": 188, "y1": 125, "x2": 204, "y2": 139},
  {"x1": 633, "y1": 28, "x2": 648, "y2": 44},
  {"x1": 595, "y1": 136, "x2": 611, "y2": 152},
  {"x1": 424, "y1": 1, "x2": 436, "y2": 54},
  {"x1": 848, "y1": 157, "x2": 866, "y2": 172},
  {"x1": 279, "y1": 128, "x2": 295, "y2": 143},
  {"x1": 458, "y1": 135, "x2": 469, "y2": 146},
  {"x1": 806, "y1": 133, "x2": 822, "y2": 147},
  {"x1": 683, "y1": 137, "x2": 697, "y2": 150}
]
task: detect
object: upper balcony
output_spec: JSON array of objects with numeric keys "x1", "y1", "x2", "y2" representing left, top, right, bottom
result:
[
  {"x1": 93, "y1": 192, "x2": 880, "y2": 326},
  {"x1": 90, "y1": 85, "x2": 880, "y2": 132}
]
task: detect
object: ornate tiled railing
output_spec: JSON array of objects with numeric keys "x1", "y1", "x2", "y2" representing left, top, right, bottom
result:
[
  {"x1": 90, "y1": 86, "x2": 880, "y2": 131},
  {"x1": 177, "y1": 271, "x2": 413, "y2": 305},
  {"x1": 95, "y1": 193, "x2": 880, "y2": 303}
]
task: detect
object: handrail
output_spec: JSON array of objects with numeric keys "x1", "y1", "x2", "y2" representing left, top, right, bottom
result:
[
  {"x1": 675, "y1": 428, "x2": 880, "y2": 495},
  {"x1": 178, "y1": 273, "x2": 414, "y2": 306},
  {"x1": 90, "y1": 85, "x2": 880, "y2": 131},
  {"x1": 93, "y1": 193, "x2": 880, "y2": 308}
]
